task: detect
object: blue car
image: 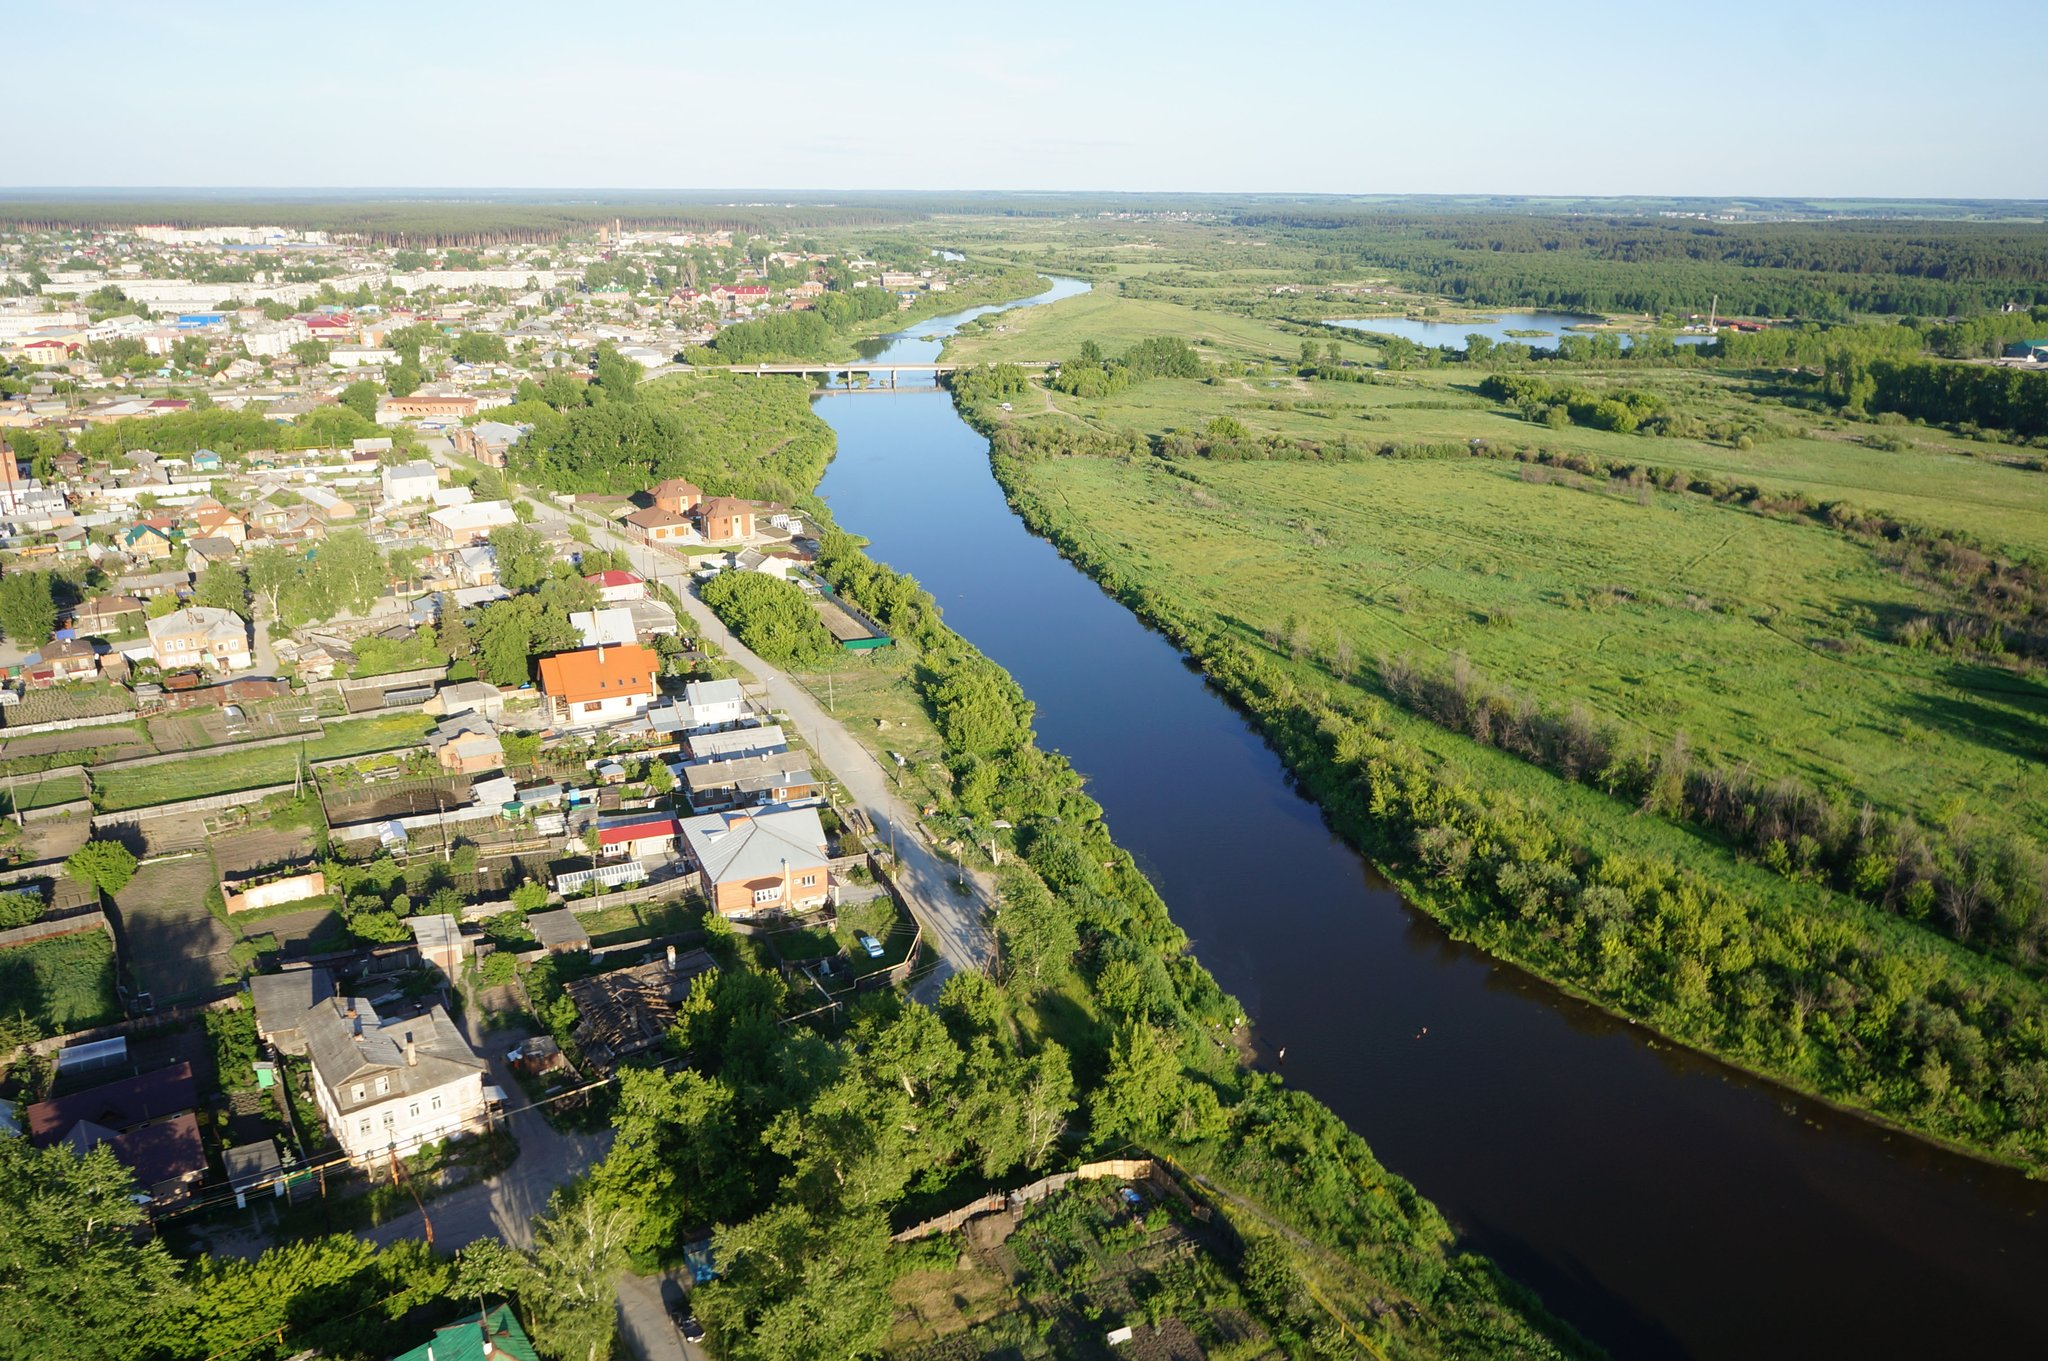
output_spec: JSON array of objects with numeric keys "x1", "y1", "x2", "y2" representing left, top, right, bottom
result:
[{"x1": 858, "y1": 933, "x2": 885, "y2": 959}]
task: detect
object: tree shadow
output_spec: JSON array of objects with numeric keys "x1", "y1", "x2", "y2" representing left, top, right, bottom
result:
[{"x1": 1893, "y1": 662, "x2": 2048, "y2": 761}]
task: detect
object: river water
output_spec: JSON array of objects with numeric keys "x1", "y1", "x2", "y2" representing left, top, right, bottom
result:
[
  {"x1": 811, "y1": 279, "x2": 2048, "y2": 1359},
  {"x1": 1331, "y1": 312, "x2": 1714, "y2": 351}
]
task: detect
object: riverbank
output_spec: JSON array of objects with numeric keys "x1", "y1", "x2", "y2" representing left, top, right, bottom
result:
[{"x1": 961, "y1": 406, "x2": 2048, "y2": 1177}]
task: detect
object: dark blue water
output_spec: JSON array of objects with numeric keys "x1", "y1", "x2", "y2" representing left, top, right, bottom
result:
[{"x1": 812, "y1": 284, "x2": 2048, "y2": 1360}]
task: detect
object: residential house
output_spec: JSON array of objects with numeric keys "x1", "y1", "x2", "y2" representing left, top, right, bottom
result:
[
  {"x1": 183, "y1": 536, "x2": 240, "y2": 575},
  {"x1": 189, "y1": 448, "x2": 223, "y2": 472},
  {"x1": 678, "y1": 676, "x2": 746, "y2": 730},
  {"x1": 249, "y1": 968, "x2": 337, "y2": 1056},
  {"x1": 386, "y1": 1304, "x2": 541, "y2": 1361},
  {"x1": 302, "y1": 994, "x2": 490, "y2": 1162},
  {"x1": 300, "y1": 486, "x2": 358, "y2": 521},
  {"x1": 451, "y1": 420, "x2": 524, "y2": 468},
  {"x1": 682, "y1": 752, "x2": 818, "y2": 812},
  {"x1": 26, "y1": 1062, "x2": 207, "y2": 1211},
  {"x1": 684, "y1": 723, "x2": 786, "y2": 763},
  {"x1": 569, "y1": 606, "x2": 636, "y2": 649},
  {"x1": 536, "y1": 643, "x2": 659, "y2": 728},
  {"x1": 147, "y1": 605, "x2": 251, "y2": 672},
  {"x1": 431, "y1": 679, "x2": 506, "y2": 722},
  {"x1": 381, "y1": 460, "x2": 441, "y2": 505},
  {"x1": 122, "y1": 521, "x2": 180, "y2": 560},
  {"x1": 528, "y1": 908, "x2": 591, "y2": 955},
  {"x1": 697, "y1": 496, "x2": 755, "y2": 544},
  {"x1": 427, "y1": 712, "x2": 506, "y2": 775},
  {"x1": 679, "y1": 805, "x2": 832, "y2": 920},
  {"x1": 69, "y1": 594, "x2": 144, "y2": 636},
  {"x1": 650, "y1": 477, "x2": 702, "y2": 515},
  {"x1": 621, "y1": 505, "x2": 695, "y2": 546},
  {"x1": 23, "y1": 638, "x2": 100, "y2": 688},
  {"x1": 583, "y1": 569, "x2": 646, "y2": 603},
  {"x1": 186, "y1": 502, "x2": 248, "y2": 545},
  {"x1": 117, "y1": 569, "x2": 191, "y2": 601},
  {"x1": 596, "y1": 813, "x2": 679, "y2": 861},
  {"x1": 409, "y1": 915, "x2": 467, "y2": 982},
  {"x1": 428, "y1": 500, "x2": 517, "y2": 546}
]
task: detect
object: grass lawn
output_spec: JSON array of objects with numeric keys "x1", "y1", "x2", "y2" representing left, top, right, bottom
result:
[
  {"x1": 5, "y1": 769, "x2": 89, "y2": 812},
  {"x1": 575, "y1": 896, "x2": 704, "y2": 949},
  {"x1": 0, "y1": 930, "x2": 119, "y2": 1036},
  {"x1": 785, "y1": 646, "x2": 953, "y2": 813},
  {"x1": 92, "y1": 714, "x2": 434, "y2": 812}
]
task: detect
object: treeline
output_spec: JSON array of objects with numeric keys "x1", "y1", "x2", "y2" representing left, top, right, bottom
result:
[
  {"x1": 1238, "y1": 213, "x2": 2048, "y2": 318},
  {"x1": 1378, "y1": 651, "x2": 2048, "y2": 966},
  {"x1": 1845, "y1": 358, "x2": 2048, "y2": 438},
  {"x1": 1050, "y1": 336, "x2": 1205, "y2": 398},
  {"x1": 76, "y1": 403, "x2": 390, "y2": 459},
  {"x1": 988, "y1": 440, "x2": 2048, "y2": 1170}
]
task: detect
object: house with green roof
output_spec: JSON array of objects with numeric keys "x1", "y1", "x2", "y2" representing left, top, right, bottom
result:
[{"x1": 386, "y1": 1304, "x2": 539, "y2": 1361}]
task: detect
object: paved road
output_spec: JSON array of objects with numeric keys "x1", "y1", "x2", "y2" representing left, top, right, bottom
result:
[
  {"x1": 360, "y1": 1006, "x2": 612, "y2": 1251},
  {"x1": 616, "y1": 1270, "x2": 706, "y2": 1361},
  {"x1": 521, "y1": 491, "x2": 997, "y2": 1002}
]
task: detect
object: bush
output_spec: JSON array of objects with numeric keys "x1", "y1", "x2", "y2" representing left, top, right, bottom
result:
[{"x1": 698, "y1": 572, "x2": 838, "y2": 670}]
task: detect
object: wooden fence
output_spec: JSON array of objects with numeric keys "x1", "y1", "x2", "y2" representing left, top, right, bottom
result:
[{"x1": 0, "y1": 909, "x2": 111, "y2": 952}]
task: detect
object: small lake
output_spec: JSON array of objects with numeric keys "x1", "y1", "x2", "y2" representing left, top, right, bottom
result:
[{"x1": 1332, "y1": 311, "x2": 1714, "y2": 351}]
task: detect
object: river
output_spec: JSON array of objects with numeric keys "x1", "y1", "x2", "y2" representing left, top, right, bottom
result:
[{"x1": 810, "y1": 278, "x2": 2048, "y2": 1359}]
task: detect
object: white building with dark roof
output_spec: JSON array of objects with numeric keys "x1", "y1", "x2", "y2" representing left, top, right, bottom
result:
[{"x1": 301, "y1": 994, "x2": 490, "y2": 1162}]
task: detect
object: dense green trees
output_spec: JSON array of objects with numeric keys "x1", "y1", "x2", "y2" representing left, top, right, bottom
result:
[
  {"x1": 511, "y1": 373, "x2": 833, "y2": 502},
  {"x1": 1051, "y1": 336, "x2": 1205, "y2": 398},
  {"x1": 1854, "y1": 358, "x2": 2048, "y2": 436},
  {"x1": 246, "y1": 530, "x2": 389, "y2": 626},
  {"x1": 452, "y1": 332, "x2": 512, "y2": 365},
  {"x1": 0, "y1": 570, "x2": 57, "y2": 644},
  {"x1": 697, "y1": 572, "x2": 837, "y2": 670},
  {"x1": 0, "y1": 1140, "x2": 186, "y2": 1361}
]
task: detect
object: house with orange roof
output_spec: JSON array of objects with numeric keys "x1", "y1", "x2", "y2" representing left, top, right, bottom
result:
[
  {"x1": 697, "y1": 496, "x2": 755, "y2": 544},
  {"x1": 536, "y1": 643, "x2": 659, "y2": 728},
  {"x1": 650, "y1": 478, "x2": 702, "y2": 515}
]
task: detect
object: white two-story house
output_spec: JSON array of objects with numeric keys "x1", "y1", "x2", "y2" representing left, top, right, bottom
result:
[{"x1": 302, "y1": 994, "x2": 490, "y2": 1163}]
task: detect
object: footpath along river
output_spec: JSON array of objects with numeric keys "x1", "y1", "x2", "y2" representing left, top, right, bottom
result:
[{"x1": 812, "y1": 277, "x2": 2048, "y2": 1359}]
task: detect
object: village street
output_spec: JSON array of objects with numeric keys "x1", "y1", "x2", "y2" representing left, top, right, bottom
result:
[{"x1": 444, "y1": 451, "x2": 1001, "y2": 1002}]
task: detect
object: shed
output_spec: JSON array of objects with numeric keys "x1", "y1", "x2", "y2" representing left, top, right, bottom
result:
[{"x1": 528, "y1": 908, "x2": 591, "y2": 954}]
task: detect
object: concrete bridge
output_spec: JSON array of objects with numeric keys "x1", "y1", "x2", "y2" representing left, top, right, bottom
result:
[{"x1": 659, "y1": 360, "x2": 1055, "y2": 388}]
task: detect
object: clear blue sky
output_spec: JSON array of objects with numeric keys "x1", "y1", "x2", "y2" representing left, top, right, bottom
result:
[{"x1": 11, "y1": 0, "x2": 2044, "y2": 198}]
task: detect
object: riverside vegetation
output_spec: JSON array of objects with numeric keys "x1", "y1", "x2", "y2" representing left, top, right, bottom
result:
[
  {"x1": 6, "y1": 305, "x2": 1591, "y2": 1361},
  {"x1": 935, "y1": 212, "x2": 2048, "y2": 1171}
]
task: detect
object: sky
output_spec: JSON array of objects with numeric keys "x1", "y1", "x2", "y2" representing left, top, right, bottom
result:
[{"x1": 9, "y1": 0, "x2": 2045, "y2": 199}]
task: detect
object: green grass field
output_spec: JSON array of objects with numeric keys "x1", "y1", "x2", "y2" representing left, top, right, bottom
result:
[
  {"x1": 950, "y1": 292, "x2": 2048, "y2": 557},
  {"x1": 0, "y1": 930, "x2": 119, "y2": 1037},
  {"x1": 91, "y1": 713, "x2": 435, "y2": 812},
  {"x1": 1023, "y1": 451, "x2": 2048, "y2": 844}
]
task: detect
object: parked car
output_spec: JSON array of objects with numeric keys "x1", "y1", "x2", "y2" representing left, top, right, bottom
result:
[
  {"x1": 671, "y1": 1303, "x2": 704, "y2": 1342},
  {"x1": 858, "y1": 933, "x2": 884, "y2": 959}
]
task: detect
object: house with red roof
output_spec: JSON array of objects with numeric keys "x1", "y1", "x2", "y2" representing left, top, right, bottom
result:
[
  {"x1": 596, "y1": 813, "x2": 680, "y2": 861},
  {"x1": 583, "y1": 569, "x2": 646, "y2": 603}
]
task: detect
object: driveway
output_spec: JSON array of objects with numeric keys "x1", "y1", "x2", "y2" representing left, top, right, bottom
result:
[
  {"x1": 617, "y1": 1271, "x2": 706, "y2": 1361},
  {"x1": 524, "y1": 491, "x2": 997, "y2": 1000}
]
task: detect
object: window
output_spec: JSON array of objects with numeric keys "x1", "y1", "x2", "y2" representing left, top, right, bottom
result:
[
  {"x1": 409, "y1": 1102, "x2": 420, "y2": 1118},
  {"x1": 374, "y1": 1076, "x2": 389, "y2": 1096},
  {"x1": 752, "y1": 885, "x2": 782, "y2": 903},
  {"x1": 431, "y1": 1094, "x2": 443, "y2": 1111},
  {"x1": 383, "y1": 1111, "x2": 396, "y2": 1129},
  {"x1": 351, "y1": 1083, "x2": 365, "y2": 1103},
  {"x1": 359, "y1": 1119, "x2": 371, "y2": 1137},
  {"x1": 797, "y1": 874, "x2": 817, "y2": 887}
]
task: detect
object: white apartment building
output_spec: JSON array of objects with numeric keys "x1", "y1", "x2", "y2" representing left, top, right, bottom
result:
[{"x1": 242, "y1": 318, "x2": 313, "y2": 358}]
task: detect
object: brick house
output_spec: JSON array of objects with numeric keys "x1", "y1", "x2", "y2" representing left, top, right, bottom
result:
[{"x1": 536, "y1": 643, "x2": 659, "y2": 728}]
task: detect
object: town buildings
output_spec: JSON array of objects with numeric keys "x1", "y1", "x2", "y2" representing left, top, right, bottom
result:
[
  {"x1": 301, "y1": 992, "x2": 491, "y2": 1163},
  {"x1": 146, "y1": 605, "x2": 251, "y2": 672}
]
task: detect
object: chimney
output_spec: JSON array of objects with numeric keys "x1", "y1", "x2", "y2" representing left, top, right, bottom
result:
[
  {"x1": 404, "y1": 1031, "x2": 418, "y2": 1066},
  {"x1": 665, "y1": 943, "x2": 677, "y2": 973}
]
